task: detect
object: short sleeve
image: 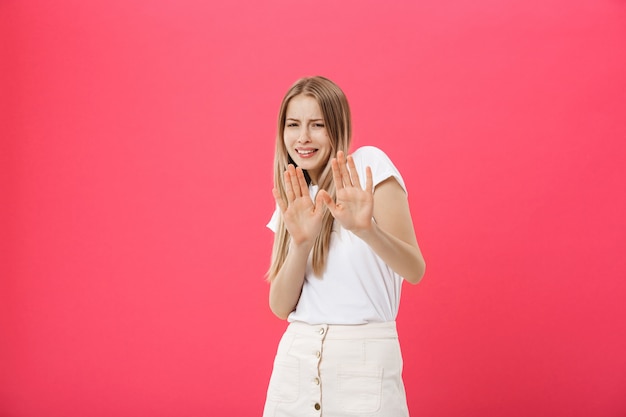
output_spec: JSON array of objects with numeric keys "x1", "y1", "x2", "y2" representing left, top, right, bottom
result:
[
  {"x1": 266, "y1": 205, "x2": 280, "y2": 233},
  {"x1": 351, "y1": 146, "x2": 407, "y2": 194}
]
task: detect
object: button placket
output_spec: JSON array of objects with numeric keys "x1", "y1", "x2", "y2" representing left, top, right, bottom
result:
[{"x1": 311, "y1": 324, "x2": 327, "y2": 415}]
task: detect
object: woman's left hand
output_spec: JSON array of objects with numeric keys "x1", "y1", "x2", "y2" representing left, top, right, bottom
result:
[{"x1": 319, "y1": 151, "x2": 374, "y2": 234}]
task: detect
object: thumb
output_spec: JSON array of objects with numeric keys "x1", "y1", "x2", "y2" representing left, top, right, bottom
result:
[
  {"x1": 317, "y1": 190, "x2": 336, "y2": 214},
  {"x1": 272, "y1": 187, "x2": 287, "y2": 213}
]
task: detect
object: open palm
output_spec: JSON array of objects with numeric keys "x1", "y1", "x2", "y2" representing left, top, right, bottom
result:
[
  {"x1": 273, "y1": 165, "x2": 325, "y2": 246},
  {"x1": 319, "y1": 151, "x2": 374, "y2": 233}
]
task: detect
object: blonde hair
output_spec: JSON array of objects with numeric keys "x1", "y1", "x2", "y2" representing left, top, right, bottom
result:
[{"x1": 267, "y1": 76, "x2": 352, "y2": 281}]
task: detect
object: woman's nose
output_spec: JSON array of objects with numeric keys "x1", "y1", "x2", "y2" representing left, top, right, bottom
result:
[{"x1": 297, "y1": 128, "x2": 310, "y2": 142}]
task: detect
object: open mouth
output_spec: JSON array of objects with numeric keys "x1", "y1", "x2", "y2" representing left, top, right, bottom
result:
[{"x1": 296, "y1": 148, "x2": 318, "y2": 157}]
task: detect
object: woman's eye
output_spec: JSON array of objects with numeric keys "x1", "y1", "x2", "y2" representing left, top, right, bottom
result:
[
  {"x1": 313, "y1": 123, "x2": 325, "y2": 128},
  {"x1": 286, "y1": 123, "x2": 298, "y2": 127}
]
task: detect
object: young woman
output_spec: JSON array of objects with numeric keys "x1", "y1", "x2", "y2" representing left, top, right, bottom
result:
[{"x1": 263, "y1": 76, "x2": 425, "y2": 417}]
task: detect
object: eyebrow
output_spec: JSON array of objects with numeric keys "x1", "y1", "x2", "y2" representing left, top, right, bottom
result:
[{"x1": 286, "y1": 118, "x2": 324, "y2": 122}]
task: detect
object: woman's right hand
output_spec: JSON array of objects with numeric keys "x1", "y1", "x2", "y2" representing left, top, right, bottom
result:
[{"x1": 272, "y1": 165, "x2": 325, "y2": 247}]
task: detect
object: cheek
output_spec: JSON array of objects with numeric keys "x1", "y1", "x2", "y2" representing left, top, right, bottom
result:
[
  {"x1": 319, "y1": 133, "x2": 331, "y2": 148},
  {"x1": 282, "y1": 137, "x2": 295, "y2": 156},
  {"x1": 283, "y1": 130, "x2": 296, "y2": 144}
]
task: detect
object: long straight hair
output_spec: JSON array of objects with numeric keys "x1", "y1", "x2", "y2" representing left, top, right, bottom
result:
[{"x1": 267, "y1": 76, "x2": 352, "y2": 280}]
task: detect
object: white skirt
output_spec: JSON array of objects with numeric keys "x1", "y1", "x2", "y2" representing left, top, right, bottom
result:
[{"x1": 263, "y1": 321, "x2": 410, "y2": 417}]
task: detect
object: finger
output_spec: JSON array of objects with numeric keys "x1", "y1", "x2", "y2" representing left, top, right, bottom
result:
[
  {"x1": 318, "y1": 190, "x2": 337, "y2": 215},
  {"x1": 347, "y1": 155, "x2": 361, "y2": 189},
  {"x1": 337, "y1": 151, "x2": 353, "y2": 187},
  {"x1": 331, "y1": 157, "x2": 343, "y2": 190},
  {"x1": 287, "y1": 165, "x2": 302, "y2": 198},
  {"x1": 272, "y1": 187, "x2": 287, "y2": 213},
  {"x1": 314, "y1": 191, "x2": 327, "y2": 217},
  {"x1": 295, "y1": 167, "x2": 309, "y2": 196},
  {"x1": 365, "y1": 166, "x2": 373, "y2": 194},
  {"x1": 283, "y1": 170, "x2": 295, "y2": 202}
]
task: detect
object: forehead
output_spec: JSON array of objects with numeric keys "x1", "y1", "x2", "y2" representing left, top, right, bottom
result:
[{"x1": 286, "y1": 94, "x2": 322, "y2": 118}]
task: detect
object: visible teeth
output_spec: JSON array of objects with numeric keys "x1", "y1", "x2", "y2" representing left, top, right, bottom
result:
[{"x1": 298, "y1": 149, "x2": 315, "y2": 155}]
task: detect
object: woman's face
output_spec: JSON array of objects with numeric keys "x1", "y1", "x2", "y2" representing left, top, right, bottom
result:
[{"x1": 283, "y1": 94, "x2": 332, "y2": 185}]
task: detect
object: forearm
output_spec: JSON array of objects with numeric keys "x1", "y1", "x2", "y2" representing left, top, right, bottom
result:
[
  {"x1": 268, "y1": 242, "x2": 311, "y2": 319},
  {"x1": 355, "y1": 221, "x2": 425, "y2": 284}
]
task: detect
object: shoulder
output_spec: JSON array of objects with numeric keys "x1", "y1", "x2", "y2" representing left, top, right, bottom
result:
[
  {"x1": 351, "y1": 146, "x2": 392, "y2": 164},
  {"x1": 351, "y1": 146, "x2": 407, "y2": 193}
]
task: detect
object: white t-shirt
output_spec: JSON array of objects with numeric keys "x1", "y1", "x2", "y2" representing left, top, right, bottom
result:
[{"x1": 267, "y1": 146, "x2": 408, "y2": 325}]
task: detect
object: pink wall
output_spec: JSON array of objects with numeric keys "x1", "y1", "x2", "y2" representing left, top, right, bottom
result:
[{"x1": 2, "y1": 0, "x2": 625, "y2": 416}]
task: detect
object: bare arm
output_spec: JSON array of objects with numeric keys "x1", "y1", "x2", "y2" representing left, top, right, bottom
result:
[
  {"x1": 268, "y1": 165, "x2": 325, "y2": 319},
  {"x1": 358, "y1": 177, "x2": 425, "y2": 284},
  {"x1": 319, "y1": 151, "x2": 425, "y2": 284},
  {"x1": 268, "y1": 241, "x2": 311, "y2": 319}
]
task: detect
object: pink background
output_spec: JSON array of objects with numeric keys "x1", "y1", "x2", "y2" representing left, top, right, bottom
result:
[{"x1": 2, "y1": 0, "x2": 625, "y2": 416}]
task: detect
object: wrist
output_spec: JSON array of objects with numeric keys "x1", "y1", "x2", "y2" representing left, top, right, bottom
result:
[
  {"x1": 289, "y1": 239, "x2": 314, "y2": 254},
  {"x1": 352, "y1": 218, "x2": 377, "y2": 240}
]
